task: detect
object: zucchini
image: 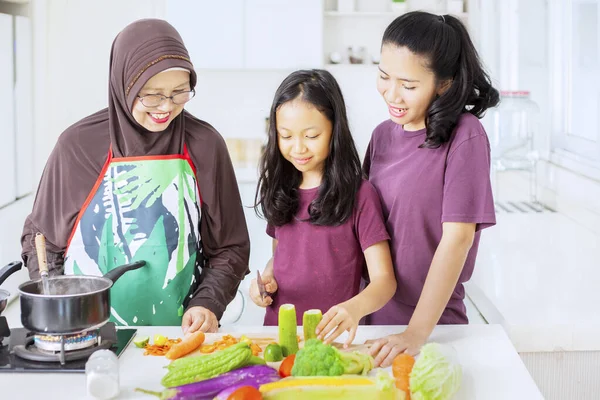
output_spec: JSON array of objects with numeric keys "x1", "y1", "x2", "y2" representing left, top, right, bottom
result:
[
  {"x1": 302, "y1": 309, "x2": 322, "y2": 341},
  {"x1": 278, "y1": 304, "x2": 299, "y2": 357}
]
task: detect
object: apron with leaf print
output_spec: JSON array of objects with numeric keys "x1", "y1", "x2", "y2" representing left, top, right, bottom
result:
[{"x1": 64, "y1": 145, "x2": 201, "y2": 326}]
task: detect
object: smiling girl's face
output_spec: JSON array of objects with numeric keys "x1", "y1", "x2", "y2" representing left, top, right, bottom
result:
[
  {"x1": 377, "y1": 44, "x2": 442, "y2": 131},
  {"x1": 276, "y1": 97, "x2": 333, "y2": 188}
]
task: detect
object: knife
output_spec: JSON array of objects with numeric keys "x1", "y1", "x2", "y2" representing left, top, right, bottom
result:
[{"x1": 256, "y1": 269, "x2": 269, "y2": 300}]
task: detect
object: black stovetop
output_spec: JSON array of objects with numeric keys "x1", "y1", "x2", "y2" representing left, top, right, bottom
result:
[{"x1": 0, "y1": 322, "x2": 136, "y2": 373}]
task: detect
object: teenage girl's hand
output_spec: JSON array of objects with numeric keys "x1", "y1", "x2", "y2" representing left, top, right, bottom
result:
[
  {"x1": 249, "y1": 274, "x2": 278, "y2": 307},
  {"x1": 366, "y1": 328, "x2": 427, "y2": 367},
  {"x1": 316, "y1": 301, "x2": 361, "y2": 348}
]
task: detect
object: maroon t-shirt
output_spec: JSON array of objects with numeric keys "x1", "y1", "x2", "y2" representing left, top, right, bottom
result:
[
  {"x1": 264, "y1": 180, "x2": 390, "y2": 326},
  {"x1": 364, "y1": 113, "x2": 496, "y2": 325}
]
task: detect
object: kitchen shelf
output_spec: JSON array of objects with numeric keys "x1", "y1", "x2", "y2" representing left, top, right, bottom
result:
[
  {"x1": 324, "y1": 11, "x2": 400, "y2": 17},
  {"x1": 324, "y1": 11, "x2": 469, "y2": 18}
]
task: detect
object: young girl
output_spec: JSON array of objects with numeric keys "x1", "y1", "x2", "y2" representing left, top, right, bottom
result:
[
  {"x1": 364, "y1": 12, "x2": 499, "y2": 366},
  {"x1": 250, "y1": 69, "x2": 396, "y2": 347}
]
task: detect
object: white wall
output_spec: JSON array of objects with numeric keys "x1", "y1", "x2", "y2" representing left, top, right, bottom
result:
[{"x1": 31, "y1": 0, "x2": 166, "y2": 181}]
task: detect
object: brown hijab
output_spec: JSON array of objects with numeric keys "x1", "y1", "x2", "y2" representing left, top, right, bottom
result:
[{"x1": 22, "y1": 19, "x2": 250, "y2": 316}]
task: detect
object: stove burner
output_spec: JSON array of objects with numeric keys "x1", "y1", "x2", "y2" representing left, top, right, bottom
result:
[
  {"x1": 12, "y1": 323, "x2": 117, "y2": 364},
  {"x1": 34, "y1": 331, "x2": 98, "y2": 352}
]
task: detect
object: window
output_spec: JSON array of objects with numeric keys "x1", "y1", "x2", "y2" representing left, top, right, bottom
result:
[{"x1": 550, "y1": 0, "x2": 600, "y2": 166}]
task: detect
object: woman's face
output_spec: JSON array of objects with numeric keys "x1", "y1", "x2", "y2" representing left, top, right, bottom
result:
[
  {"x1": 276, "y1": 97, "x2": 333, "y2": 185},
  {"x1": 132, "y1": 69, "x2": 191, "y2": 132},
  {"x1": 377, "y1": 44, "x2": 440, "y2": 131}
]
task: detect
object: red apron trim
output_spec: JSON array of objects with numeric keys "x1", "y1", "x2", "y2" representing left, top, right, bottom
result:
[
  {"x1": 183, "y1": 144, "x2": 203, "y2": 206},
  {"x1": 66, "y1": 147, "x2": 113, "y2": 251}
]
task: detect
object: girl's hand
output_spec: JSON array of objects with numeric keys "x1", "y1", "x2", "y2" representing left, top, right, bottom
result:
[
  {"x1": 316, "y1": 302, "x2": 361, "y2": 347},
  {"x1": 366, "y1": 328, "x2": 427, "y2": 367},
  {"x1": 249, "y1": 274, "x2": 278, "y2": 307},
  {"x1": 181, "y1": 306, "x2": 219, "y2": 334}
]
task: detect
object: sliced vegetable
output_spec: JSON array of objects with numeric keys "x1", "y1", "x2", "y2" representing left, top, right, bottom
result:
[
  {"x1": 278, "y1": 304, "x2": 299, "y2": 356},
  {"x1": 165, "y1": 331, "x2": 205, "y2": 360},
  {"x1": 302, "y1": 309, "x2": 322, "y2": 341},
  {"x1": 278, "y1": 354, "x2": 295, "y2": 378},
  {"x1": 259, "y1": 371, "x2": 401, "y2": 400},
  {"x1": 161, "y1": 342, "x2": 253, "y2": 387},
  {"x1": 263, "y1": 344, "x2": 283, "y2": 362},
  {"x1": 133, "y1": 335, "x2": 150, "y2": 348},
  {"x1": 144, "y1": 338, "x2": 182, "y2": 356},
  {"x1": 154, "y1": 334, "x2": 168, "y2": 347},
  {"x1": 136, "y1": 365, "x2": 277, "y2": 400},
  {"x1": 392, "y1": 353, "x2": 415, "y2": 399}
]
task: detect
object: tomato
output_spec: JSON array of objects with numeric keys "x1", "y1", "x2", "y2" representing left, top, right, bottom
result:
[
  {"x1": 226, "y1": 385, "x2": 262, "y2": 400},
  {"x1": 278, "y1": 354, "x2": 296, "y2": 378}
]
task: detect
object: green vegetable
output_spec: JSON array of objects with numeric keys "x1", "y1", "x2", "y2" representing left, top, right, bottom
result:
[
  {"x1": 245, "y1": 355, "x2": 268, "y2": 366},
  {"x1": 264, "y1": 344, "x2": 284, "y2": 362},
  {"x1": 291, "y1": 339, "x2": 373, "y2": 377},
  {"x1": 278, "y1": 304, "x2": 299, "y2": 356},
  {"x1": 161, "y1": 342, "x2": 252, "y2": 387},
  {"x1": 133, "y1": 335, "x2": 149, "y2": 348},
  {"x1": 410, "y1": 343, "x2": 462, "y2": 400},
  {"x1": 302, "y1": 309, "x2": 322, "y2": 341}
]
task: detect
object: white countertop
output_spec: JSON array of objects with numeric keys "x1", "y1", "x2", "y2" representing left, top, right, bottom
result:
[
  {"x1": 467, "y1": 212, "x2": 600, "y2": 352},
  {"x1": 1, "y1": 324, "x2": 542, "y2": 400}
]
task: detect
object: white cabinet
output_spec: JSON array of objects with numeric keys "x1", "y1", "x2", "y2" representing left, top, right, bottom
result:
[
  {"x1": 165, "y1": 0, "x2": 245, "y2": 69},
  {"x1": 0, "y1": 13, "x2": 17, "y2": 207},
  {"x1": 15, "y1": 15, "x2": 33, "y2": 198},
  {"x1": 165, "y1": 0, "x2": 323, "y2": 70},
  {"x1": 244, "y1": 0, "x2": 323, "y2": 69}
]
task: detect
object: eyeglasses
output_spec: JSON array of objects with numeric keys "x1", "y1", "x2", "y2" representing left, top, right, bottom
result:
[{"x1": 137, "y1": 89, "x2": 196, "y2": 108}]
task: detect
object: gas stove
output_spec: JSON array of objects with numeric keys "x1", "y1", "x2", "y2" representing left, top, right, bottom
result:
[{"x1": 0, "y1": 320, "x2": 136, "y2": 373}]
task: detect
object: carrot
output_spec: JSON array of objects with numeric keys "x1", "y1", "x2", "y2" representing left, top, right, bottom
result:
[
  {"x1": 165, "y1": 331, "x2": 206, "y2": 360},
  {"x1": 392, "y1": 353, "x2": 415, "y2": 399}
]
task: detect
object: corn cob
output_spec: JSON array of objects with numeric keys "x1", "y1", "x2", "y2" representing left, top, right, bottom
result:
[{"x1": 260, "y1": 375, "x2": 404, "y2": 400}]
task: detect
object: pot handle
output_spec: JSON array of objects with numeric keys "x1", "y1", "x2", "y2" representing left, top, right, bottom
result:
[
  {"x1": 103, "y1": 260, "x2": 146, "y2": 283},
  {"x1": 0, "y1": 261, "x2": 22, "y2": 287}
]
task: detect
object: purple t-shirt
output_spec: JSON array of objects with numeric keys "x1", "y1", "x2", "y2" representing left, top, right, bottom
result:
[
  {"x1": 264, "y1": 180, "x2": 390, "y2": 326},
  {"x1": 364, "y1": 113, "x2": 496, "y2": 325}
]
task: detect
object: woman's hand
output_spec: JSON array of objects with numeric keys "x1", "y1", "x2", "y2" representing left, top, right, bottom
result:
[
  {"x1": 316, "y1": 302, "x2": 361, "y2": 347},
  {"x1": 182, "y1": 306, "x2": 219, "y2": 334},
  {"x1": 249, "y1": 273, "x2": 278, "y2": 307},
  {"x1": 366, "y1": 328, "x2": 428, "y2": 367}
]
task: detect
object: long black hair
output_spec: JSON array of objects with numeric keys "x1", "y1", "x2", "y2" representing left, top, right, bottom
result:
[
  {"x1": 382, "y1": 11, "x2": 499, "y2": 148},
  {"x1": 254, "y1": 69, "x2": 362, "y2": 227}
]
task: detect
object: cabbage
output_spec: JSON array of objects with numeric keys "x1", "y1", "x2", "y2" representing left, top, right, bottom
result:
[{"x1": 410, "y1": 343, "x2": 462, "y2": 400}]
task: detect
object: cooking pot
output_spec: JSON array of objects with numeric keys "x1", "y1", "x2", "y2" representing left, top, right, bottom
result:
[
  {"x1": 18, "y1": 260, "x2": 146, "y2": 334},
  {"x1": 0, "y1": 261, "x2": 23, "y2": 315}
]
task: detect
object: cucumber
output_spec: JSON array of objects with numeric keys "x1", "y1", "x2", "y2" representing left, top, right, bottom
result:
[
  {"x1": 302, "y1": 309, "x2": 322, "y2": 341},
  {"x1": 278, "y1": 304, "x2": 299, "y2": 357}
]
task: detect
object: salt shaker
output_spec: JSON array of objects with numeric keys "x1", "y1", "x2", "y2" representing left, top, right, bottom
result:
[{"x1": 86, "y1": 350, "x2": 120, "y2": 399}]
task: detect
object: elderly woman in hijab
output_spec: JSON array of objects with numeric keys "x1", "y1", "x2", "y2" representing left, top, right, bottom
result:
[{"x1": 20, "y1": 19, "x2": 250, "y2": 334}]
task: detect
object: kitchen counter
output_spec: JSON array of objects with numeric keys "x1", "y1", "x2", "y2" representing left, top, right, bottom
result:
[
  {"x1": 467, "y1": 212, "x2": 600, "y2": 353},
  {"x1": 2, "y1": 324, "x2": 542, "y2": 399}
]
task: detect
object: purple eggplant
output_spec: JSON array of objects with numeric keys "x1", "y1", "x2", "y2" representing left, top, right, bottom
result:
[
  {"x1": 213, "y1": 374, "x2": 280, "y2": 400},
  {"x1": 135, "y1": 365, "x2": 278, "y2": 400}
]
